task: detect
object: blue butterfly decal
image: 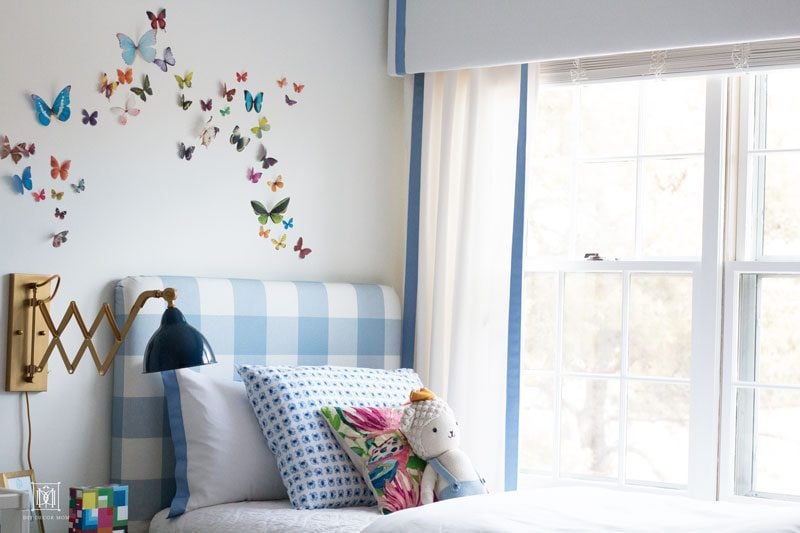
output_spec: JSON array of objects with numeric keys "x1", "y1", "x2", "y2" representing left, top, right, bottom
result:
[
  {"x1": 116, "y1": 30, "x2": 157, "y2": 65},
  {"x1": 282, "y1": 218, "x2": 294, "y2": 230},
  {"x1": 71, "y1": 178, "x2": 85, "y2": 193},
  {"x1": 244, "y1": 90, "x2": 263, "y2": 113},
  {"x1": 31, "y1": 86, "x2": 71, "y2": 126},
  {"x1": 11, "y1": 166, "x2": 33, "y2": 195}
]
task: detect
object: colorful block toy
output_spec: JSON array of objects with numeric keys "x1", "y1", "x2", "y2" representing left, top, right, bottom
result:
[{"x1": 68, "y1": 485, "x2": 128, "y2": 533}]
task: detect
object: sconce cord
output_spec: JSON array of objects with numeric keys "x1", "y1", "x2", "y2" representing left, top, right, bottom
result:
[{"x1": 24, "y1": 391, "x2": 33, "y2": 472}]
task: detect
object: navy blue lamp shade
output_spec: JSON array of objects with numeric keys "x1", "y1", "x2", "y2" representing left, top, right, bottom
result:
[{"x1": 143, "y1": 306, "x2": 216, "y2": 373}]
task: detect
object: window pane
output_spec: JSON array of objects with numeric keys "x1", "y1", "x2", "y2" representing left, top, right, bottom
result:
[
  {"x1": 527, "y1": 158, "x2": 571, "y2": 257},
  {"x1": 626, "y1": 382, "x2": 690, "y2": 485},
  {"x1": 641, "y1": 77, "x2": 706, "y2": 155},
  {"x1": 564, "y1": 273, "x2": 622, "y2": 373},
  {"x1": 756, "y1": 276, "x2": 800, "y2": 384},
  {"x1": 523, "y1": 273, "x2": 558, "y2": 370},
  {"x1": 579, "y1": 82, "x2": 639, "y2": 157},
  {"x1": 519, "y1": 374, "x2": 555, "y2": 472},
  {"x1": 640, "y1": 157, "x2": 704, "y2": 258},
  {"x1": 575, "y1": 161, "x2": 636, "y2": 258},
  {"x1": 748, "y1": 388, "x2": 800, "y2": 496},
  {"x1": 531, "y1": 87, "x2": 575, "y2": 158},
  {"x1": 760, "y1": 69, "x2": 800, "y2": 150},
  {"x1": 561, "y1": 378, "x2": 619, "y2": 478},
  {"x1": 757, "y1": 153, "x2": 800, "y2": 257},
  {"x1": 628, "y1": 274, "x2": 692, "y2": 378}
]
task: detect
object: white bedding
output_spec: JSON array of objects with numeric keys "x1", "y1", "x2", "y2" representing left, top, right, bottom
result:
[
  {"x1": 364, "y1": 487, "x2": 800, "y2": 532},
  {"x1": 148, "y1": 500, "x2": 379, "y2": 533}
]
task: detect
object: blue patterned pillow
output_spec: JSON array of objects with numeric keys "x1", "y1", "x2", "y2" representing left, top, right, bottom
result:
[{"x1": 236, "y1": 365, "x2": 422, "y2": 510}]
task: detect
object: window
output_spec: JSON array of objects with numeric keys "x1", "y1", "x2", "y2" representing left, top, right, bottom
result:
[{"x1": 521, "y1": 68, "x2": 800, "y2": 502}]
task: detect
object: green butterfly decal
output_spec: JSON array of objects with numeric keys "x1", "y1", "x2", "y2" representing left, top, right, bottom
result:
[
  {"x1": 250, "y1": 116, "x2": 270, "y2": 138},
  {"x1": 178, "y1": 93, "x2": 192, "y2": 111},
  {"x1": 130, "y1": 74, "x2": 153, "y2": 102},
  {"x1": 251, "y1": 197, "x2": 290, "y2": 225},
  {"x1": 220, "y1": 106, "x2": 231, "y2": 117},
  {"x1": 174, "y1": 71, "x2": 193, "y2": 90}
]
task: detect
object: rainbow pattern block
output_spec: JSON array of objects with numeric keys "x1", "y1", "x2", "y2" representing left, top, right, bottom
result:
[{"x1": 69, "y1": 485, "x2": 128, "y2": 533}]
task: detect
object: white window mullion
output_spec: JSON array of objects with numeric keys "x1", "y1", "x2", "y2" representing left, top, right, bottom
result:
[
  {"x1": 687, "y1": 76, "x2": 727, "y2": 500},
  {"x1": 554, "y1": 271, "x2": 565, "y2": 479},
  {"x1": 618, "y1": 272, "x2": 631, "y2": 485}
]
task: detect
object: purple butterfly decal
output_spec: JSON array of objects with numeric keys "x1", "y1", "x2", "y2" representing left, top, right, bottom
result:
[
  {"x1": 285, "y1": 95, "x2": 297, "y2": 106},
  {"x1": 55, "y1": 207, "x2": 66, "y2": 219},
  {"x1": 259, "y1": 146, "x2": 278, "y2": 169},
  {"x1": 153, "y1": 46, "x2": 176, "y2": 72},
  {"x1": 81, "y1": 109, "x2": 98, "y2": 126},
  {"x1": 200, "y1": 99, "x2": 212, "y2": 111}
]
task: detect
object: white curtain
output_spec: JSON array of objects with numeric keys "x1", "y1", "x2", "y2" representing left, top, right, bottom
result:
[{"x1": 410, "y1": 65, "x2": 535, "y2": 491}]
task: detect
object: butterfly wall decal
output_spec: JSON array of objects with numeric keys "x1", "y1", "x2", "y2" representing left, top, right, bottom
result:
[
  {"x1": 154, "y1": 46, "x2": 176, "y2": 72},
  {"x1": 276, "y1": 77, "x2": 287, "y2": 88},
  {"x1": 130, "y1": 74, "x2": 153, "y2": 101},
  {"x1": 251, "y1": 197, "x2": 290, "y2": 225},
  {"x1": 285, "y1": 95, "x2": 297, "y2": 106},
  {"x1": 52, "y1": 230, "x2": 68, "y2": 248},
  {"x1": 200, "y1": 99, "x2": 212, "y2": 111},
  {"x1": 229, "y1": 126, "x2": 250, "y2": 152},
  {"x1": 82, "y1": 109, "x2": 98, "y2": 126},
  {"x1": 178, "y1": 94, "x2": 192, "y2": 110},
  {"x1": 50, "y1": 156, "x2": 71, "y2": 180},
  {"x1": 31, "y1": 85, "x2": 71, "y2": 126},
  {"x1": 51, "y1": 189, "x2": 64, "y2": 200},
  {"x1": 11, "y1": 166, "x2": 32, "y2": 195},
  {"x1": 250, "y1": 116, "x2": 270, "y2": 138},
  {"x1": 259, "y1": 146, "x2": 278, "y2": 169},
  {"x1": 117, "y1": 67, "x2": 133, "y2": 84},
  {"x1": 236, "y1": 71, "x2": 248, "y2": 83},
  {"x1": 178, "y1": 142, "x2": 195, "y2": 161},
  {"x1": 247, "y1": 167, "x2": 262, "y2": 183},
  {"x1": 221, "y1": 83, "x2": 236, "y2": 102},
  {"x1": 220, "y1": 106, "x2": 231, "y2": 117},
  {"x1": 32, "y1": 189, "x2": 46, "y2": 202},
  {"x1": 199, "y1": 118, "x2": 219, "y2": 148},
  {"x1": 293, "y1": 82, "x2": 305, "y2": 93},
  {"x1": 71, "y1": 178, "x2": 85, "y2": 193},
  {"x1": 282, "y1": 217, "x2": 294, "y2": 229},
  {"x1": 294, "y1": 237, "x2": 312, "y2": 259},
  {"x1": 244, "y1": 90, "x2": 263, "y2": 112},
  {"x1": 111, "y1": 96, "x2": 141, "y2": 125},
  {"x1": 258, "y1": 226, "x2": 270, "y2": 238},
  {"x1": 116, "y1": 30, "x2": 157, "y2": 65},
  {"x1": 55, "y1": 207, "x2": 66, "y2": 219},
  {"x1": 267, "y1": 175, "x2": 283, "y2": 192},
  {"x1": 271, "y1": 233, "x2": 287, "y2": 250},
  {"x1": 147, "y1": 9, "x2": 166, "y2": 31},
  {"x1": 1, "y1": 136, "x2": 33, "y2": 164},
  {"x1": 175, "y1": 71, "x2": 193, "y2": 89},
  {"x1": 99, "y1": 73, "x2": 118, "y2": 99}
]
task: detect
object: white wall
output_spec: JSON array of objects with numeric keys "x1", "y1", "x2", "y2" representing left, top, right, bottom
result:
[
  {"x1": 0, "y1": 0, "x2": 405, "y2": 524},
  {"x1": 391, "y1": 0, "x2": 800, "y2": 74}
]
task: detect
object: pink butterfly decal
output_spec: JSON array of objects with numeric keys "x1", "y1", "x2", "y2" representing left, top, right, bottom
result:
[
  {"x1": 236, "y1": 71, "x2": 248, "y2": 83},
  {"x1": 32, "y1": 188, "x2": 46, "y2": 202},
  {"x1": 110, "y1": 96, "x2": 141, "y2": 125},
  {"x1": 247, "y1": 167, "x2": 262, "y2": 183},
  {"x1": 52, "y1": 230, "x2": 68, "y2": 248}
]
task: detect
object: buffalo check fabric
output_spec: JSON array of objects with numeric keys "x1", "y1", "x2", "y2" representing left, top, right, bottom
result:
[
  {"x1": 111, "y1": 276, "x2": 402, "y2": 527},
  {"x1": 236, "y1": 365, "x2": 422, "y2": 510}
]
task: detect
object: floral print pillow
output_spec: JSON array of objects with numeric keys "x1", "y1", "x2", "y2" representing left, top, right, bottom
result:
[{"x1": 320, "y1": 405, "x2": 426, "y2": 514}]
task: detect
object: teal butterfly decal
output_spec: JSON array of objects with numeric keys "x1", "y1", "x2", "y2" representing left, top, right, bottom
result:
[
  {"x1": 244, "y1": 90, "x2": 263, "y2": 113},
  {"x1": 251, "y1": 197, "x2": 290, "y2": 225},
  {"x1": 116, "y1": 30, "x2": 157, "y2": 65},
  {"x1": 220, "y1": 106, "x2": 231, "y2": 117},
  {"x1": 130, "y1": 75, "x2": 153, "y2": 101},
  {"x1": 71, "y1": 178, "x2": 85, "y2": 193},
  {"x1": 31, "y1": 86, "x2": 71, "y2": 126}
]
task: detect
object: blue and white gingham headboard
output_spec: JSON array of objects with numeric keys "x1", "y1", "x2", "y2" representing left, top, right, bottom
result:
[{"x1": 110, "y1": 276, "x2": 402, "y2": 526}]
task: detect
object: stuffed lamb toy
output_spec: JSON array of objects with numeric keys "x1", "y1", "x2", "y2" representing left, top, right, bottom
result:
[{"x1": 399, "y1": 388, "x2": 488, "y2": 504}]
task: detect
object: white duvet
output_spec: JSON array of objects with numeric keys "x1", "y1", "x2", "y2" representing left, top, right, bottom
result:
[{"x1": 363, "y1": 487, "x2": 800, "y2": 532}]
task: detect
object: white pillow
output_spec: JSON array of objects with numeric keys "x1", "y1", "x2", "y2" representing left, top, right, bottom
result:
[{"x1": 163, "y1": 369, "x2": 286, "y2": 516}]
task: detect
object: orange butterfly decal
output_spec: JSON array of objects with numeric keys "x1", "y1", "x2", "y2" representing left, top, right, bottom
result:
[
  {"x1": 117, "y1": 67, "x2": 134, "y2": 84},
  {"x1": 236, "y1": 71, "x2": 248, "y2": 83},
  {"x1": 276, "y1": 77, "x2": 287, "y2": 88},
  {"x1": 293, "y1": 82, "x2": 305, "y2": 93},
  {"x1": 267, "y1": 175, "x2": 284, "y2": 192},
  {"x1": 221, "y1": 83, "x2": 236, "y2": 102},
  {"x1": 50, "y1": 156, "x2": 71, "y2": 180},
  {"x1": 32, "y1": 189, "x2": 46, "y2": 202},
  {"x1": 259, "y1": 226, "x2": 271, "y2": 239}
]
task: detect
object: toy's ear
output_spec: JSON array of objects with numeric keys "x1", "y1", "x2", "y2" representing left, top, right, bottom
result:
[{"x1": 410, "y1": 387, "x2": 436, "y2": 402}]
